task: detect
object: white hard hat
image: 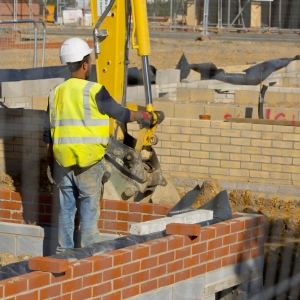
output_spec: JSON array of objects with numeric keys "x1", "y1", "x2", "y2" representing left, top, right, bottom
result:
[{"x1": 59, "y1": 37, "x2": 93, "y2": 64}]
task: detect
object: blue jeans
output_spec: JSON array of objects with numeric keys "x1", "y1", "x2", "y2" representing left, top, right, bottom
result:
[{"x1": 56, "y1": 159, "x2": 104, "y2": 253}]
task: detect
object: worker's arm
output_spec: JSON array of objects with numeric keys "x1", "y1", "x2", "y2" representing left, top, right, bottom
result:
[{"x1": 95, "y1": 87, "x2": 151, "y2": 124}]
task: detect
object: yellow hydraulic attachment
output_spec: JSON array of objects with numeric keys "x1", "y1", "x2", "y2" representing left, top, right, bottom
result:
[{"x1": 91, "y1": 0, "x2": 168, "y2": 202}]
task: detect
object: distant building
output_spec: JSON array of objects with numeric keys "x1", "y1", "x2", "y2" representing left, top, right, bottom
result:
[{"x1": 0, "y1": 0, "x2": 40, "y2": 21}]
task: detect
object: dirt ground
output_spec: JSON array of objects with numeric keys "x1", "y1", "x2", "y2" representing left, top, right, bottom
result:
[{"x1": 1, "y1": 30, "x2": 300, "y2": 297}]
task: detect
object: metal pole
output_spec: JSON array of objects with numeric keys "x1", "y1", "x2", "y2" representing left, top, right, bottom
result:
[
  {"x1": 193, "y1": 0, "x2": 196, "y2": 32},
  {"x1": 228, "y1": 0, "x2": 231, "y2": 27},
  {"x1": 268, "y1": 1, "x2": 272, "y2": 29},
  {"x1": 202, "y1": 0, "x2": 209, "y2": 36},
  {"x1": 218, "y1": 0, "x2": 222, "y2": 29},
  {"x1": 170, "y1": 0, "x2": 173, "y2": 31},
  {"x1": 141, "y1": 56, "x2": 153, "y2": 106},
  {"x1": 278, "y1": 0, "x2": 282, "y2": 30},
  {"x1": 42, "y1": 21, "x2": 46, "y2": 67}
]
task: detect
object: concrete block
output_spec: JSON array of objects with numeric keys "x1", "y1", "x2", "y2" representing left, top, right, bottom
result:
[
  {"x1": 17, "y1": 236, "x2": 43, "y2": 256},
  {"x1": 24, "y1": 78, "x2": 64, "y2": 97},
  {"x1": 177, "y1": 88, "x2": 190, "y2": 102},
  {"x1": 181, "y1": 70, "x2": 201, "y2": 83},
  {"x1": 129, "y1": 210, "x2": 213, "y2": 235},
  {"x1": 0, "y1": 222, "x2": 40, "y2": 237},
  {"x1": 153, "y1": 102, "x2": 175, "y2": 118},
  {"x1": 173, "y1": 276, "x2": 205, "y2": 300},
  {"x1": 1, "y1": 81, "x2": 25, "y2": 98},
  {"x1": 171, "y1": 210, "x2": 213, "y2": 224},
  {"x1": 126, "y1": 86, "x2": 138, "y2": 101},
  {"x1": 191, "y1": 89, "x2": 214, "y2": 103},
  {"x1": 137, "y1": 86, "x2": 146, "y2": 101},
  {"x1": 285, "y1": 60, "x2": 300, "y2": 73},
  {"x1": 205, "y1": 265, "x2": 237, "y2": 284},
  {"x1": 235, "y1": 90, "x2": 259, "y2": 105},
  {"x1": 2, "y1": 97, "x2": 32, "y2": 109},
  {"x1": 138, "y1": 286, "x2": 172, "y2": 300},
  {"x1": 205, "y1": 105, "x2": 235, "y2": 120},
  {"x1": 174, "y1": 104, "x2": 205, "y2": 119},
  {"x1": 0, "y1": 234, "x2": 16, "y2": 255},
  {"x1": 156, "y1": 69, "x2": 180, "y2": 85},
  {"x1": 32, "y1": 95, "x2": 48, "y2": 111}
]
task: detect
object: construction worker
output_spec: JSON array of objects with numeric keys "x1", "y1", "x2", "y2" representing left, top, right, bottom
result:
[{"x1": 43, "y1": 37, "x2": 153, "y2": 253}]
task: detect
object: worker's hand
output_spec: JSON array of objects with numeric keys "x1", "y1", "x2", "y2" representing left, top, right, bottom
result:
[{"x1": 137, "y1": 111, "x2": 153, "y2": 128}]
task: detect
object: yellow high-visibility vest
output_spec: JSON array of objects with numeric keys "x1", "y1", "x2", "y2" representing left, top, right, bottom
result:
[{"x1": 49, "y1": 78, "x2": 109, "y2": 167}]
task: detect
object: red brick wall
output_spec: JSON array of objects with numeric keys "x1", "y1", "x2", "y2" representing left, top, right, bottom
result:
[
  {"x1": 0, "y1": 190, "x2": 171, "y2": 232},
  {"x1": 0, "y1": 1, "x2": 40, "y2": 20},
  {"x1": 0, "y1": 189, "x2": 265, "y2": 299}
]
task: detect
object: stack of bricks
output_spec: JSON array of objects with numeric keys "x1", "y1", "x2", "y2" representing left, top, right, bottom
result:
[
  {"x1": 128, "y1": 118, "x2": 300, "y2": 196},
  {"x1": 0, "y1": 191, "x2": 265, "y2": 299}
]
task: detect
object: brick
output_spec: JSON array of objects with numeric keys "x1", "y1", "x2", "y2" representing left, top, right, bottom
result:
[
  {"x1": 1, "y1": 277, "x2": 27, "y2": 297},
  {"x1": 215, "y1": 245, "x2": 229, "y2": 258},
  {"x1": 122, "y1": 261, "x2": 140, "y2": 275},
  {"x1": 158, "y1": 274, "x2": 175, "y2": 288},
  {"x1": 107, "y1": 249, "x2": 131, "y2": 266},
  {"x1": 103, "y1": 266, "x2": 122, "y2": 281},
  {"x1": 122, "y1": 284, "x2": 139, "y2": 299},
  {"x1": 127, "y1": 244, "x2": 150, "y2": 261},
  {"x1": 28, "y1": 256, "x2": 70, "y2": 273},
  {"x1": 200, "y1": 250, "x2": 214, "y2": 263},
  {"x1": 16, "y1": 290, "x2": 39, "y2": 300},
  {"x1": 40, "y1": 284, "x2": 61, "y2": 299},
  {"x1": 62, "y1": 277, "x2": 82, "y2": 293},
  {"x1": 184, "y1": 254, "x2": 200, "y2": 268},
  {"x1": 132, "y1": 270, "x2": 149, "y2": 285},
  {"x1": 223, "y1": 233, "x2": 237, "y2": 245},
  {"x1": 222, "y1": 255, "x2": 236, "y2": 267},
  {"x1": 208, "y1": 237, "x2": 222, "y2": 250},
  {"x1": 167, "y1": 259, "x2": 183, "y2": 273},
  {"x1": 82, "y1": 272, "x2": 102, "y2": 287},
  {"x1": 117, "y1": 212, "x2": 142, "y2": 223},
  {"x1": 0, "y1": 190, "x2": 11, "y2": 200},
  {"x1": 150, "y1": 265, "x2": 166, "y2": 279},
  {"x1": 207, "y1": 259, "x2": 221, "y2": 272},
  {"x1": 100, "y1": 211, "x2": 117, "y2": 220},
  {"x1": 104, "y1": 221, "x2": 128, "y2": 232},
  {"x1": 27, "y1": 271, "x2": 50, "y2": 290},
  {"x1": 201, "y1": 227, "x2": 215, "y2": 240},
  {"x1": 213, "y1": 223, "x2": 230, "y2": 236},
  {"x1": 0, "y1": 209, "x2": 12, "y2": 218},
  {"x1": 175, "y1": 247, "x2": 191, "y2": 259},
  {"x1": 113, "y1": 274, "x2": 131, "y2": 289},
  {"x1": 140, "y1": 279, "x2": 158, "y2": 294},
  {"x1": 129, "y1": 202, "x2": 153, "y2": 214},
  {"x1": 242, "y1": 146, "x2": 261, "y2": 155},
  {"x1": 93, "y1": 282, "x2": 111, "y2": 297},
  {"x1": 103, "y1": 199, "x2": 128, "y2": 211},
  {"x1": 72, "y1": 287, "x2": 92, "y2": 300},
  {"x1": 166, "y1": 223, "x2": 201, "y2": 236},
  {"x1": 158, "y1": 252, "x2": 175, "y2": 265},
  {"x1": 73, "y1": 260, "x2": 93, "y2": 277},
  {"x1": 175, "y1": 269, "x2": 191, "y2": 283},
  {"x1": 141, "y1": 256, "x2": 158, "y2": 270},
  {"x1": 191, "y1": 264, "x2": 206, "y2": 277}
]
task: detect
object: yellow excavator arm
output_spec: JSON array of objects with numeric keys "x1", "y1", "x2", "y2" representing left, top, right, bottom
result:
[{"x1": 90, "y1": 0, "x2": 167, "y2": 202}]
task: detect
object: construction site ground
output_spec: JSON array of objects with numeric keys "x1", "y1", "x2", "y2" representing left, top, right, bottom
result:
[{"x1": 1, "y1": 30, "x2": 300, "y2": 298}]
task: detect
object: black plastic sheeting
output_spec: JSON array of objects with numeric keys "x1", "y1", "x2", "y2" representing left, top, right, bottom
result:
[
  {"x1": 0, "y1": 65, "x2": 156, "y2": 95},
  {"x1": 0, "y1": 188, "x2": 232, "y2": 281},
  {"x1": 176, "y1": 53, "x2": 300, "y2": 85},
  {"x1": 1, "y1": 54, "x2": 297, "y2": 91}
]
